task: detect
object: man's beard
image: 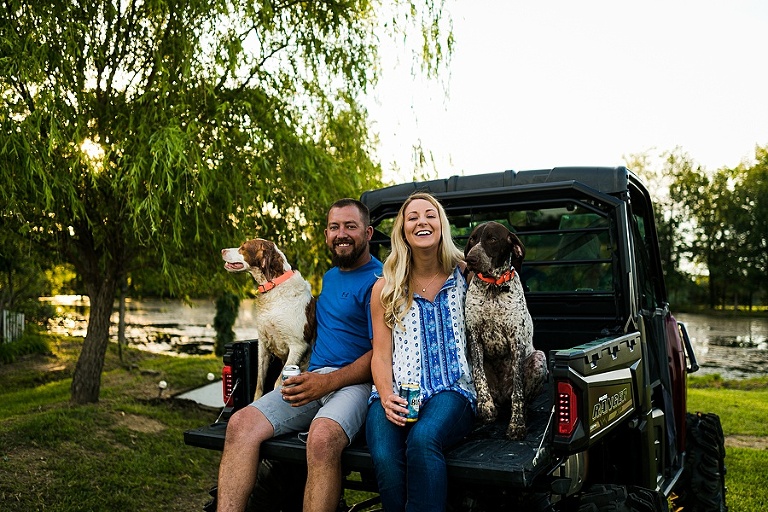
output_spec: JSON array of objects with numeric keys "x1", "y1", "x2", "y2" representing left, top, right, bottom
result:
[{"x1": 330, "y1": 239, "x2": 367, "y2": 268}]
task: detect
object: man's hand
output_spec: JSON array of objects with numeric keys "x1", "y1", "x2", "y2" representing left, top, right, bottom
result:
[{"x1": 281, "y1": 372, "x2": 336, "y2": 407}]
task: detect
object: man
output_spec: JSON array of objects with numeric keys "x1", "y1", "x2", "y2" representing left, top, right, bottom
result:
[{"x1": 217, "y1": 198, "x2": 382, "y2": 512}]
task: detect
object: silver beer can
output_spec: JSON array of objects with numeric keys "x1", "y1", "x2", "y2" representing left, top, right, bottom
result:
[
  {"x1": 399, "y1": 383, "x2": 421, "y2": 422},
  {"x1": 282, "y1": 364, "x2": 301, "y2": 401}
]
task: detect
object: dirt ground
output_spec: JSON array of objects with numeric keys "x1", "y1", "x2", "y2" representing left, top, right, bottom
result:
[{"x1": 725, "y1": 435, "x2": 768, "y2": 450}]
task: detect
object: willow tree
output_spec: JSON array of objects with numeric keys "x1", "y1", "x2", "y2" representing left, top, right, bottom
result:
[
  {"x1": 744, "y1": 146, "x2": 768, "y2": 303},
  {"x1": 722, "y1": 146, "x2": 768, "y2": 309},
  {"x1": 0, "y1": 0, "x2": 453, "y2": 403},
  {"x1": 625, "y1": 149, "x2": 699, "y2": 304}
]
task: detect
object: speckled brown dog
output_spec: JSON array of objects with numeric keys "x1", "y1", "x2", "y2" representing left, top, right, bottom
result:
[{"x1": 464, "y1": 222, "x2": 548, "y2": 440}]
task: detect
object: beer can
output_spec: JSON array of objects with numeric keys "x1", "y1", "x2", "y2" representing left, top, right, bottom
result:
[
  {"x1": 282, "y1": 364, "x2": 301, "y2": 401},
  {"x1": 399, "y1": 383, "x2": 421, "y2": 422}
]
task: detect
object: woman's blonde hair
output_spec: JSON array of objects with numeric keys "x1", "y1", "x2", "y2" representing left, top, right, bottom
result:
[{"x1": 380, "y1": 192, "x2": 464, "y2": 328}]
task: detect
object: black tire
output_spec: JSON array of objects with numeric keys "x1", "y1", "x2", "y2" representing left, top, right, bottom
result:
[
  {"x1": 202, "y1": 460, "x2": 307, "y2": 512},
  {"x1": 247, "y1": 459, "x2": 307, "y2": 512},
  {"x1": 674, "y1": 412, "x2": 728, "y2": 512},
  {"x1": 203, "y1": 485, "x2": 217, "y2": 512},
  {"x1": 571, "y1": 484, "x2": 668, "y2": 512},
  {"x1": 445, "y1": 487, "x2": 553, "y2": 512}
]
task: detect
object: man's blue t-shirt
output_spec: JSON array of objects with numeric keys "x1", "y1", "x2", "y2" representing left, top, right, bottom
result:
[{"x1": 308, "y1": 256, "x2": 382, "y2": 371}]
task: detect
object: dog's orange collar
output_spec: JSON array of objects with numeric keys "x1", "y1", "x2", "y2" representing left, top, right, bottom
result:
[
  {"x1": 475, "y1": 269, "x2": 515, "y2": 286},
  {"x1": 257, "y1": 270, "x2": 295, "y2": 293}
]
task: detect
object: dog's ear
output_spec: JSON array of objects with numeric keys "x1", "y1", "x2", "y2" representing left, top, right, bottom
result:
[
  {"x1": 260, "y1": 242, "x2": 274, "y2": 281},
  {"x1": 508, "y1": 232, "x2": 525, "y2": 271},
  {"x1": 264, "y1": 241, "x2": 288, "y2": 281}
]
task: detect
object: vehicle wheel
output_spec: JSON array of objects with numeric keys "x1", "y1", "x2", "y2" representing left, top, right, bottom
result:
[
  {"x1": 446, "y1": 488, "x2": 553, "y2": 512},
  {"x1": 674, "y1": 412, "x2": 728, "y2": 512},
  {"x1": 203, "y1": 461, "x2": 306, "y2": 512},
  {"x1": 246, "y1": 459, "x2": 307, "y2": 512},
  {"x1": 569, "y1": 484, "x2": 668, "y2": 512},
  {"x1": 203, "y1": 485, "x2": 217, "y2": 512}
]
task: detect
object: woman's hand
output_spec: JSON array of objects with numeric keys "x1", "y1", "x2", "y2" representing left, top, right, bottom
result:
[{"x1": 382, "y1": 393, "x2": 409, "y2": 426}]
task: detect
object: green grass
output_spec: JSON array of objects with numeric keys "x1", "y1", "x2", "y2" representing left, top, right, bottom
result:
[
  {"x1": 0, "y1": 334, "x2": 223, "y2": 511},
  {"x1": 688, "y1": 384, "x2": 768, "y2": 437},
  {"x1": 721, "y1": 447, "x2": 768, "y2": 511},
  {"x1": 687, "y1": 374, "x2": 768, "y2": 512},
  {"x1": 1, "y1": 336, "x2": 766, "y2": 511}
]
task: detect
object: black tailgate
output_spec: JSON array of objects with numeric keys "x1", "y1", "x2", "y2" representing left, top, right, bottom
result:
[{"x1": 184, "y1": 391, "x2": 553, "y2": 489}]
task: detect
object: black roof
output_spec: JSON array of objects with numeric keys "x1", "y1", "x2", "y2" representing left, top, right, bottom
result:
[{"x1": 360, "y1": 166, "x2": 637, "y2": 216}]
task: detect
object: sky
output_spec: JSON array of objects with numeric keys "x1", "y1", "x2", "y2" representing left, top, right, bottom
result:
[{"x1": 367, "y1": 1, "x2": 768, "y2": 182}]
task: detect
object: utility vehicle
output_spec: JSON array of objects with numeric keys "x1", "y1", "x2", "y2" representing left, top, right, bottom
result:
[{"x1": 185, "y1": 166, "x2": 727, "y2": 511}]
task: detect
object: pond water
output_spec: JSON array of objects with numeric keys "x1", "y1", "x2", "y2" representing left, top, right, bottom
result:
[
  {"x1": 675, "y1": 312, "x2": 768, "y2": 380},
  {"x1": 45, "y1": 296, "x2": 260, "y2": 356},
  {"x1": 44, "y1": 297, "x2": 768, "y2": 380}
]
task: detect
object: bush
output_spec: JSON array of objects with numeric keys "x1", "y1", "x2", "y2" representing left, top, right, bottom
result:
[
  {"x1": 213, "y1": 292, "x2": 240, "y2": 356},
  {"x1": 17, "y1": 298, "x2": 56, "y2": 326},
  {"x1": 0, "y1": 329, "x2": 50, "y2": 364}
]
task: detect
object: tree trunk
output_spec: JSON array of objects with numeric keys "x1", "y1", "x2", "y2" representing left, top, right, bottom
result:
[
  {"x1": 707, "y1": 252, "x2": 716, "y2": 310},
  {"x1": 70, "y1": 276, "x2": 118, "y2": 404},
  {"x1": 0, "y1": 264, "x2": 12, "y2": 311},
  {"x1": 118, "y1": 277, "x2": 127, "y2": 363}
]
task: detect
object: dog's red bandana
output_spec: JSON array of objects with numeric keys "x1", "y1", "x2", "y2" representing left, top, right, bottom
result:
[
  {"x1": 257, "y1": 270, "x2": 295, "y2": 293},
  {"x1": 475, "y1": 268, "x2": 515, "y2": 286}
]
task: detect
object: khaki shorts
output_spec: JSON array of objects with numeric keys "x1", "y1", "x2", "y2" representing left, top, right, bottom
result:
[{"x1": 252, "y1": 367, "x2": 371, "y2": 444}]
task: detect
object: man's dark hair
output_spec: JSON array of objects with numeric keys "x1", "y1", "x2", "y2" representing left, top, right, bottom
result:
[{"x1": 328, "y1": 198, "x2": 371, "y2": 227}]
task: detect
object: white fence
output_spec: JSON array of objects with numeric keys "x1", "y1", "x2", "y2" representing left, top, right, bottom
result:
[{"x1": 1, "y1": 310, "x2": 25, "y2": 343}]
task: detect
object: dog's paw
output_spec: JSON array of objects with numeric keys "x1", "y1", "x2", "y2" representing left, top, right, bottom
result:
[
  {"x1": 477, "y1": 400, "x2": 498, "y2": 423},
  {"x1": 506, "y1": 423, "x2": 526, "y2": 440}
]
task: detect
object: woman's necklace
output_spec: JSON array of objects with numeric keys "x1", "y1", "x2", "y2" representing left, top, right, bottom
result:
[{"x1": 414, "y1": 271, "x2": 442, "y2": 293}]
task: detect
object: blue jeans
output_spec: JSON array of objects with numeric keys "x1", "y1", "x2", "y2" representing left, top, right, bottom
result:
[{"x1": 366, "y1": 391, "x2": 475, "y2": 512}]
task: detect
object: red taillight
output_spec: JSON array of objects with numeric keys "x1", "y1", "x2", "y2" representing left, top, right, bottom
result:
[
  {"x1": 222, "y1": 366, "x2": 233, "y2": 405},
  {"x1": 557, "y1": 380, "x2": 578, "y2": 436}
]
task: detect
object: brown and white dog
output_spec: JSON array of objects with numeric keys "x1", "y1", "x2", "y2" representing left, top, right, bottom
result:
[
  {"x1": 221, "y1": 239, "x2": 317, "y2": 401},
  {"x1": 464, "y1": 222, "x2": 548, "y2": 440}
]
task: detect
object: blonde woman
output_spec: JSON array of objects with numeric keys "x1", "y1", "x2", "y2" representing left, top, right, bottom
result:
[{"x1": 367, "y1": 192, "x2": 477, "y2": 512}]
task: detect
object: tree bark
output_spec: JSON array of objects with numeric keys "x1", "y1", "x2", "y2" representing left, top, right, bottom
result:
[
  {"x1": 70, "y1": 275, "x2": 118, "y2": 404},
  {"x1": 118, "y1": 277, "x2": 127, "y2": 363}
]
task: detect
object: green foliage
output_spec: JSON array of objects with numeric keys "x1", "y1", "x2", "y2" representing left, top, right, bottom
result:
[
  {"x1": 0, "y1": 228, "x2": 59, "y2": 319},
  {"x1": 626, "y1": 146, "x2": 768, "y2": 309},
  {"x1": 0, "y1": 0, "x2": 395, "y2": 292},
  {"x1": 16, "y1": 300, "x2": 57, "y2": 327},
  {"x1": 667, "y1": 148, "x2": 768, "y2": 309},
  {"x1": 213, "y1": 292, "x2": 239, "y2": 356},
  {"x1": 44, "y1": 264, "x2": 80, "y2": 296},
  {"x1": 0, "y1": 0, "x2": 452, "y2": 402},
  {"x1": 626, "y1": 149, "x2": 702, "y2": 305},
  {"x1": 0, "y1": 329, "x2": 50, "y2": 364}
]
